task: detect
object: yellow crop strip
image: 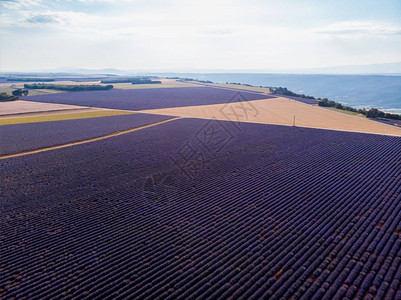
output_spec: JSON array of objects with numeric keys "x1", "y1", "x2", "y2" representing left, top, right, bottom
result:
[{"x1": 0, "y1": 110, "x2": 135, "y2": 125}]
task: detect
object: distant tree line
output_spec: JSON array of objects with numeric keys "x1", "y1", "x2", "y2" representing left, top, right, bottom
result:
[
  {"x1": 225, "y1": 82, "x2": 254, "y2": 87},
  {"x1": 318, "y1": 98, "x2": 359, "y2": 111},
  {"x1": 8, "y1": 78, "x2": 55, "y2": 82},
  {"x1": 270, "y1": 87, "x2": 316, "y2": 99},
  {"x1": 318, "y1": 98, "x2": 401, "y2": 120},
  {"x1": 0, "y1": 89, "x2": 29, "y2": 101},
  {"x1": 24, "y1": 83, "x2": 113, "y2": 91},
  {"x1": 178, "y1": 78, "x2": 213, "y2": 84},
  {"x1": 100, "y1": 77, "x2": 161, "y2": 84}
]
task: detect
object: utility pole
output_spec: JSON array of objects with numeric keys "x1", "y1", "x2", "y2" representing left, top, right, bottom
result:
[{"x1": 293, "y1": 115, "x2": 296, "y2": 126}]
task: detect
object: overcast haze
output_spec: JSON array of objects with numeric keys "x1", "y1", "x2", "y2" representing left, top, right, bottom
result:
[{"x1": 1, "y1": 0, "x2": 401, "y2": 72}]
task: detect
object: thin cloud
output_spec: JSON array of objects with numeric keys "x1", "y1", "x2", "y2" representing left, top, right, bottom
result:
[
  {"x1": 3, "y1": 10, "x2": 90, "y2": 28},
  {"x1": 316, "y1": 21, "x2": 401, "y2": 38},
  {"x1": 0, "y1": 0, "x2": 43, "y2": 9},
  {"x1": 26, "y1": 13, "x2": 59, "y2": 24}
]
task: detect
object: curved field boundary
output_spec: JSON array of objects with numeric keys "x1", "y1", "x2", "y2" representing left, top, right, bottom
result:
[{"x1": 0, "y1": 117, "x2": 180, "y2": 160}]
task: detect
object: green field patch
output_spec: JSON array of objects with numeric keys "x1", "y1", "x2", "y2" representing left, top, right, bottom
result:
[
  {"x1": 24, "y1": 89, "x2": 66, "y2": 96},
  {"x1": 0, "y1": 110, "x2": 135, "y2": 125},
  {"x1": 324, "y1": 106, "x2": 363, "y2": 117}
]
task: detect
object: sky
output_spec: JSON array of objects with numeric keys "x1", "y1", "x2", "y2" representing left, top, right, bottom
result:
[{"x1": 1, "y1": 0, "x2": 401, "y2": 72}]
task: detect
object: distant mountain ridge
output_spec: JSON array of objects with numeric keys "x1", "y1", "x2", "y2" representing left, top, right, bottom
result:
[
  {"x1": 2, "y1": 61, "x2": 401, "y2": 75},
  {"x1": 296, "y1": 61, "x2": 401, "y2": 75},
  {"x1": 52, "y1": 61, "x2": 401, "y2": 75}
]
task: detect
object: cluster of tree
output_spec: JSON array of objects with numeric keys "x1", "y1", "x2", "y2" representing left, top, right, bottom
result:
[
  {"x1": 12, "y1": 89, "x2": 29, "y2": 96},
  {"x1": 0, "y1": 89, "x2": 29, "y2": 101},
  {"x1": 8, "y1": 78, "x2": 55, "y2": 82},
  {"x1": 178, "y1": 78, "x2": 213, "y2": 84},
  {"x1": 318, "y1": 98, "x2": 401, "y2": 120},
  {"x1": 317, "y1": 98, "x2": 358, "y2": 111},
  {"x1": 0, "y1": 93, "x2": 19, "y2": 101},
  {"x1": 270, "y1": 87, "x2": 316, "y2": 99},
  {"x1": 24, "y1": 83, "x2": 113, "y2": 91},
  {"x1": 100, "y1": 77, "x2": 161, "y2": 84},
  {"x1": 365, "y1": 108, "x2": 401, "y2": 120}
]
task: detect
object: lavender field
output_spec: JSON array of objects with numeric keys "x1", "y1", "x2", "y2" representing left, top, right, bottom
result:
[
  {"x1": 374, "y1": 118, "x2": 401, "y2": 127},
  {"x1": 0, "y1": 113, "x2": 172, "y2": 155},
  {"x1": 21, "y1": 87, "x2": 270, "y2": 111},
  {"x1": 1, "y1": 118, "x2": 400, "y2": 299}
]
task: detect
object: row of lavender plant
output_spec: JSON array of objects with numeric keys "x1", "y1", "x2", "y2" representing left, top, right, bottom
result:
[{"x1": 0, "y1": 118, "x2": 400, "y2": 299}]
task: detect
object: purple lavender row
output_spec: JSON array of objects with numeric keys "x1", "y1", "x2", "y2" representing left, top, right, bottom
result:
[
  {"x1": 0, "y1": 119, "x2": 400, "y2": 299},
  {"x1": 373, "y1": 117, "x2": 401, "y2": 127},
  {"x1": 0, "y1": 113, "x2": 173, "y2": 155},
  {"x1": 20, "y1": 87, "x2": 270, "y2": 111}
]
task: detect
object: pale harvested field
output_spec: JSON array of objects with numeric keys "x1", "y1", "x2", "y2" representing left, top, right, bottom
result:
[
  {"x1": 140, "y1": 97, "x2": 401, "y2": 136},
  {"x1": 0, "y1": 86, "x2": 65, "y2": 96},
  {"x1": 0, "y1": 108, "x2": 102, "y2": 119},
  {"x1": 159, "y1": 78, "x2": 198, "y2": 86},
  {"x1": 113, "y1": 79, "x2": 197, "y2": 90},
  {"x1": 0, "y1": 83, "x2": 25, "y2": 88},
  {"x1": 159, "y1": 78, "x2": 182, "y2": 85},
  {"x1": 0, "y1": 80, "x2": 100, "y2": 86},
  {"x1": 0, "y1": 100, "x2": 91, "y2": 116},
  {"x1": 38, "y1": 80, "x2": 102, "y2": 85},
  {"x1": 184, "y1": 81, "x2": 271, "y2": 93},
  {"x1": 0, "y1": 81, "x2": 105, "y2": 96},
  {"x1": 0, "y1": 110, "x2": 134, "y2": 125}
]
